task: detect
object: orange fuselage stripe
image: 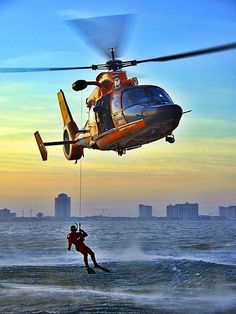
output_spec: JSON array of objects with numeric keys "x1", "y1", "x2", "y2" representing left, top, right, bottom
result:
[{"x1": 95, "y1": 120, "x2": 145, "y2": 149}]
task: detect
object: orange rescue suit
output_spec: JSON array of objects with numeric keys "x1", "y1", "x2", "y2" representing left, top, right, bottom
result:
[{"x1": 67, "y1": 229, "x2": 91, "y2": 255}]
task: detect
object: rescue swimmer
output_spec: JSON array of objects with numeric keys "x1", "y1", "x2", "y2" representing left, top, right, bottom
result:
[{"x1": 67, "y1": 224, "x2": 109, "y2": 274}]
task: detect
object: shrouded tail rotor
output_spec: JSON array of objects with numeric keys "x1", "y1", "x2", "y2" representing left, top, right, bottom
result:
[{"x1": 57, "y1": 90, "x2": 84, "y2": 161}]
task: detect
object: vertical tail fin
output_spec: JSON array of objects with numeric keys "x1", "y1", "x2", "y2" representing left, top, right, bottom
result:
[
  {"x1": 57, "y1": 89, "x2": 75, "y2": 126},
  {"x1": 57, "y1": 89, "x2": 79, "y2": 138},
  {"x1": 57, "y1": 89, "x2": 83, "y2": 160}
]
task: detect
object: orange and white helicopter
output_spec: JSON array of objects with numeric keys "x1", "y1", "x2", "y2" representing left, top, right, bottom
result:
[
  {"x1": 36, "y1": 58, "x2": 183, "y2": 160},
  {"x1": 1, "y1": 15, "x2": 236, "y2": 161}
]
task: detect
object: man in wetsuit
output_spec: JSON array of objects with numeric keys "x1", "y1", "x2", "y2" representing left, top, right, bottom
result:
[{"x1": 67, "y1": 225, "x2": 109, "y2": 274}]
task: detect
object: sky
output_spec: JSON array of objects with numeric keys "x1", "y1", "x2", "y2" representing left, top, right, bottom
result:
[{"x1": 0, "y1": 0, "x2": 235, "y2": 217}]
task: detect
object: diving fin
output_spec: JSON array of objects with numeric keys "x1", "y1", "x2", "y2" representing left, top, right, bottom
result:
[
  {"x1": 95, "y1": 265, "x2": 110, "y2": 272},
  {"x1": 86, "y1": 267, "x2": 96, "y2": 274}
]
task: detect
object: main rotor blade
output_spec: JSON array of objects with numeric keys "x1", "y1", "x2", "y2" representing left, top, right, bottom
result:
[
  {"x1": 0, "y1": 65, "x2": 95, "y2": 73},
  {"x1": 134, "y1": 42, "x2": 236, "y2": 64},
  {"x1": 67, "y1": 14, "x2": 134, "y2": 59},
  {"x1": 1, "y1": 42, "x2": 235, "y2": 73}
]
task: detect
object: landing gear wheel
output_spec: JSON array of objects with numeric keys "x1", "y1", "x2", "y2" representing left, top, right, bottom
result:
[
  {"x1": 117, "y1": 148, "x2": 126, "y2": 156},
  {"x1": 165, "y1": 134, "x2": 175, "y2": 144}
]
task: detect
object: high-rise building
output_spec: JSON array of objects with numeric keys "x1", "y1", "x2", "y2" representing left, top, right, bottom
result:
[
  {"x1": 0, "y1": 208, "x2": 16, "y2": 221},
  {"x1": 55, "y1": 193, "x2": 71, "y2": 218},
  {"x1": 219, "y1": 206, "x2": 236, "y2": 219},
  {"x1": 166, "y1": 202, "x2": 199, "y2": 218},
  {"x1": 139, "y1": 204, "x2": 152, "y2": 217}
]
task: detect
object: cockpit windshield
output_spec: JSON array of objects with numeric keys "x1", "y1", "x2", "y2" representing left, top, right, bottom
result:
[
  {"x1": 122, "y1": 87, "x2": 149, "y2": 108},
  {"x1": 122, "y1": 86, "x2": 173, "y2": 110},
  {"x1": 147, "y1": 86, "x2": 173, "y2": 104}
]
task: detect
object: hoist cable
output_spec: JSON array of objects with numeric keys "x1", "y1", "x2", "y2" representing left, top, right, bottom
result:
[
  {"x1": 78, "y1": 90, "x2": 83, "y2": 220},
  {"x1": 79, "y1": 158, "x2": 82, "y2": 218}
]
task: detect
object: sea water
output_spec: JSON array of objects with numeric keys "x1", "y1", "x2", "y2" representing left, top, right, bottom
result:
[{"x1": 0, "y1": 219, "x2": 236, "y2": 313}]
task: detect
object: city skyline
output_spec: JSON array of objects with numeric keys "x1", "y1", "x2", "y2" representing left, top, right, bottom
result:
[
  {"x1": 1, "y1": 198, "x2": 236, "y2": 218},
  {"x1": 0, "y1": 1, "x2": 236, "y2": 217}
]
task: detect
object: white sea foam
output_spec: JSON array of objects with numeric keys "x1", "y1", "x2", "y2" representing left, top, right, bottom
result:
[
  {"x1": 2, "y1": 282, "x2": 236, "y2": 313},
  {"x1": 114, "y1": 241, "x2": 151, "y2": 261}
]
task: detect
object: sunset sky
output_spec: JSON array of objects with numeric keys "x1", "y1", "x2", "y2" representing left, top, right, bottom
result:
[{"x1": 0, "y1": 0, "x2": 235, "y2": 217}]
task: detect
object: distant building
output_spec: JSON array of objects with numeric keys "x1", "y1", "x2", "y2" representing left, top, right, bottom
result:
[
  {"x1": 139, "y1": 204, "x2": 152, "y2": 218},
  {"x1": 219, "y1": 206, "x2": 236, "y2": 219},
  {"x1": 166, "y1": 202, "x2": 199, "y2": 218},
  {"x1": 55, "y1": 193, "x2": 71, "y2": 218},
  {"x1": 0, "y1": 208, "x2": 16, "y2": 221}
]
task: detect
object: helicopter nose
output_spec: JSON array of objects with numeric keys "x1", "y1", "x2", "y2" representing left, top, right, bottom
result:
[{"x1": 142, "y1": 104, "x2": 182, "y2": 126}]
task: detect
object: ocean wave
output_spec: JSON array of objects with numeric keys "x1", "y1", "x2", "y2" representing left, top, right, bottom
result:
[
  {"x1": 180, "y1": 243, "x2": 212, "y2": 250},
  {"x1": 1, "y1": 251, "x2": 236, "y2": 269},
  {"x1": 1, "y1": 281, "x2": 236, "y2": 314},
  {"x1": 110, "y1": 245, "x2": 236, "y2": 267},
  {"x1": 1, "y1": 259, "x2": 236, "y2": 289}
]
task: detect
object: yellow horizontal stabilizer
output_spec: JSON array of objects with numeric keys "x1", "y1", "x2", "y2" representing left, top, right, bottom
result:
[{"x1": 34, "y1": 131, "x2": 47, "y2": 161}]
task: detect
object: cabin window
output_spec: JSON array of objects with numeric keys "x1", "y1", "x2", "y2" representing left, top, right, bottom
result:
[{"x1": 111, "y1": 93, "x2": 121, "y2": 113}]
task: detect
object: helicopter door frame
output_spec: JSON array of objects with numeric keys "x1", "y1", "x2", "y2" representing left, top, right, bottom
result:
[{"x1": 111, "y1": 91, "x2": 127, "y2": 128}]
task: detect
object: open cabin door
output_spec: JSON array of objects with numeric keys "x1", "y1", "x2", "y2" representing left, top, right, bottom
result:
[{"x1": 94, "y1": 95, "x2": 114, "y2": 133}]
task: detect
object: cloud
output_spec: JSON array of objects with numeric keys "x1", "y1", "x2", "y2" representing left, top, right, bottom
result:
[{"x1": 56, "y1": 9, "x2": 91, "y2": 19}]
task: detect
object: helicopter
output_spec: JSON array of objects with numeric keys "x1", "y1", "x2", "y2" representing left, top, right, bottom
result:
[{"x1": 1, "y1": 15, "x2": 236, "y2": 161}]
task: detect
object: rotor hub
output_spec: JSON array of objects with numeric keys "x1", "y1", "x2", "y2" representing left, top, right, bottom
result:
[{"x1": 106, "y1": 59, "x2": 123, "y2": 71}]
